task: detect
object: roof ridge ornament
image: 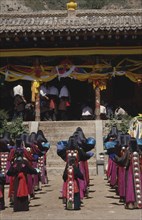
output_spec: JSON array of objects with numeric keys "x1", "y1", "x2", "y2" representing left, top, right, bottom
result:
[
  {"x1": 67, "y1": 0, "x2": 77, "y2": 11},
  {"x1": 67, "y1": 0, "x2": 77, "y2": 18}
]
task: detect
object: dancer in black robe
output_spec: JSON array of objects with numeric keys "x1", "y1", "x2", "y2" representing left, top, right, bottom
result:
[
  {"x1": 7, "y1": 145, "x2": 38, "y2": 212},
  {"x1": 0, "y1": 172, "x2": 5, "y2": 210},
  {"x1": 63, "y1": 155, "x2": 84, "y2": 210}
]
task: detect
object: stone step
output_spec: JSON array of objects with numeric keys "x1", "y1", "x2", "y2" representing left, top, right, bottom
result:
[
  {"x1": 39, "y1": 122, "x2": 96, "y2": 139},
  {"x1": 44, "y1": 133, "x2": 95, "y2": 139},
  {"x1": 41, "y1": 124, "x2": 95, "y2": 130},
  {"x1": 36, "y1": 121, "x2": 97, "y2": 175},
  {"x1": 39, "y1": 120, "x2": 96, "y2": 127},
  {"x1": 44, "y1": 132, "x2": 95, "y2": 140}
]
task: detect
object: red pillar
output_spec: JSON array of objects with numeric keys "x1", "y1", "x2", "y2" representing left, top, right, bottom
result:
[{"x1": 35, "y1": 88, "x2": 40, "y2": 121}]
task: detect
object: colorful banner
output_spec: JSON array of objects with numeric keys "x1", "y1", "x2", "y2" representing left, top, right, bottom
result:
[{"x1": 0, "y1": 58, "x2": 141, "y2": 90}]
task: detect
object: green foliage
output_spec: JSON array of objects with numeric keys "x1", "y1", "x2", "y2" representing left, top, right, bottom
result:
[
  {"x1": 0, "y1": 109, "x2": 9, "y2": 136},
  {"x1": 0, "y1": 109, "x2": 9, "y2": 121},
  {"x1": 7, "y1": 118, "x2": 28, "y2": 139},
  {"x1": 105, "y1": 115, "x2": 133, "y2": 134},
  {"x1": 0, "y1": 110, "x2": 28, "y2": 138}
]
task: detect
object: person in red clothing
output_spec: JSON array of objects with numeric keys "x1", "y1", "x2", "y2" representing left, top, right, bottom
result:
[
  {"x1": 63, "y1": 153, "x2": 84, "y2": 210},
  {"x1": 7, "y1": 139, "x2": 39, "y2": 212}
]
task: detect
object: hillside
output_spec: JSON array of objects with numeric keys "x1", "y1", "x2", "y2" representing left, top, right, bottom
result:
[{"x1": 1, "y1": 0, "x2": 142, "y2": 12}]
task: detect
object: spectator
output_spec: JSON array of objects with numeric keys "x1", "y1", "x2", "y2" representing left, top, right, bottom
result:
[
  {"x1": 106, "y1": 104, "x2": 114, "y2": 119},
  {"x1": 13, "y1": 83, "x2": 27, "y2": 120},
  {"x1": 48, "y1": 85, "x2": 59, "y2": 121},
  {"x1": 58, "y1": 84, "x2": 70, "y2": 120},
  {"x1": 100, "y1": 101, "x2": 107, "y2": 120},
  {"x1": 81, "y1": 103, "x2": 94, "y2": 120},
  {"x1": 114, "y1": 105, "x2": 127, "y2": 119},
  {"x1": 40, "y1": 82, "x2": 50, "y2": 121}
]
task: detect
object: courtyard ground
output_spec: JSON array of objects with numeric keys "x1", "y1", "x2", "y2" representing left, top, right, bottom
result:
[{"x1": 1, "y1": 173, "x2": 142, "y2": 220}]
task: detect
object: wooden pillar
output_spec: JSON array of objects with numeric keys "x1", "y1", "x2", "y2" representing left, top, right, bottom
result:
[
  {"x1": 35, "y1": 87, "x2": 40, "y2": 121},
  {"x1": 95, "y1": 85, "x2": 100, "y2": 120}
]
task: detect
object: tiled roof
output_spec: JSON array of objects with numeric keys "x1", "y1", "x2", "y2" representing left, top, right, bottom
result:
[{"x1": 0, "y1": 9, "x2": 142, "y2": 33}]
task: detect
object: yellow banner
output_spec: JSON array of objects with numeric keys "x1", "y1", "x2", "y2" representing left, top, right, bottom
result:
[{"x1": 0, "y1": 46, "x2": 142, "y2": 57}]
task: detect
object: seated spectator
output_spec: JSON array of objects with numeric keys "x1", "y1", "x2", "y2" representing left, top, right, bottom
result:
[
  {"x1": 114, "y1": 105, "x2": 127, "y2": 119},
  {"x1": 81, "y1": 103, "x2": 94, "y2": 120},
  {"x1": 106, "y1": 104, "x2": 114, "y2": 119},
  {"x1": 100, "y1": 101, "x2": 107, "y2": 120}
]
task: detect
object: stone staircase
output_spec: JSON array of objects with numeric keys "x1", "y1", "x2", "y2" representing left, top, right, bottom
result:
[{"x1": 38, "y1": 121, "x2": 97, "y2": 176}]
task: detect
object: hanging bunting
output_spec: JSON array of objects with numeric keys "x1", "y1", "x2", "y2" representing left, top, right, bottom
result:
[{"x1": 0, "y1": 58, "x2": 141, "y2": 91}]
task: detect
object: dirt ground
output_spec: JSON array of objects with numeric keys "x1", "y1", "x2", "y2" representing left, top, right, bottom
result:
[{"x1": 1, "y1": 173, "x2": 142, "y2": 220}]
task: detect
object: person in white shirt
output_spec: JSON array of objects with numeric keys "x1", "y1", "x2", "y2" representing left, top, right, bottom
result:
[
  {"x1": 13, "y1": 83, "x2": 27, "y2": 120},
  {"x1": 40, "y1": 83, "x2": 49, "y2": 98},
  {"x1": 48, "y1": 85, "x2": 59, "y2": 97},
  {"x1": 100, "y1": 101, "x2": 107, "y2": 120},
  {"x1": 81, "y1": 103, "x2": 94, "y2": 120},
  {"x1": 13, "y1": 84, "x2": 23, "y2": 97},
  {"x1": 59, "y1": 85, "x2": 69, "y2": 98},
  {"x1": 100, "y1": 105, "x2": 107, "y2": 114},
  {"x1": 114, "y1": 105, "x2": 127, "y2": 119}
]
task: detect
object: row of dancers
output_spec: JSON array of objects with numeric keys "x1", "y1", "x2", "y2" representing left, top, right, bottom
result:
[
  {"x1": 56, "y1": 127, "x2": 96, "y2": 210},
  {"x1": 104, "y1": 126, "x2": 142, "y2": 209},
  {"x1": 0, "y1": 130, "x2": 50, "y2": 211},
  {"x1": 0, "y1": 127, "x2": 96, "y2": 212},
  {"x1": 1, "y1": 124, "x2": 141, "y2": 212}
]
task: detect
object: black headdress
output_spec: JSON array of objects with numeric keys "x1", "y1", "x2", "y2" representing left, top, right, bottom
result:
[
  {"x1": 29, "y1": 132, "x2": 37, "y2": 144},
  {"x1": 36, "y1": 130, "x2": 47, "y2": 143}
]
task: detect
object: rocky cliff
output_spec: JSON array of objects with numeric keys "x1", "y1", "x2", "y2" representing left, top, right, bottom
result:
[{"x1": 0, "y1": 0, "x2": 141, "y2": 12}]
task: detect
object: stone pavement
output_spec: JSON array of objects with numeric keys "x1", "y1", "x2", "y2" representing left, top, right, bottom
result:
[{"x1": 1, "y1": 173, "x2": 142, "y2": 220}]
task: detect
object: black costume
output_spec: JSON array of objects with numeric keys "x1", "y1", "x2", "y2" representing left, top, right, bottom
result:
[{"x1": 7, "y1": 150, "x2": 38, "y2": 212}]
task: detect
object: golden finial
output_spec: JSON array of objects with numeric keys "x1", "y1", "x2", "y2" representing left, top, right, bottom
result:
[{"x1": 67, "y1": 0, "x2": 77, "y2": 10}]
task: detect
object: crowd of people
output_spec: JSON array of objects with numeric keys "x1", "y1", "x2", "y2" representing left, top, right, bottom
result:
[
  {"x1": 13, "y1": 81, "x2": 71, "y2": 121},
  {"x1": 12, "y1": 81, "x2": 129, "y2": 122},
  {"x1": 104, "y1": 125, "x2": 142, "y2": 210}
]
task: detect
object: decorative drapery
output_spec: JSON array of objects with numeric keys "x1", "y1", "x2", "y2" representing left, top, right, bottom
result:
[{"x1": 0, "y1": 58, "x2": 141, "y2": 90}]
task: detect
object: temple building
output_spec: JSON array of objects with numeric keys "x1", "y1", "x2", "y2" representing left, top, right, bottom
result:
[{"x1": 0, "y1": 1, "x2": 142, "y2": 120}]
